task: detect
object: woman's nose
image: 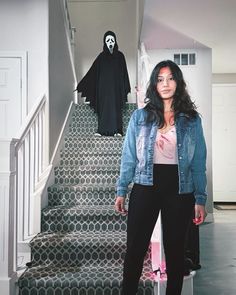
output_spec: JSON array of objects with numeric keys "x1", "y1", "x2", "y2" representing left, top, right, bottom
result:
[{"x1": 163, "y1": 78, "x2": 168, "y2": 86}]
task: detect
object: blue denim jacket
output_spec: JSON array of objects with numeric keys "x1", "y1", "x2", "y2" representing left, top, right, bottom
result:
[{"x1": 116, "y1": 108, "x2": 207, "y2": 205}]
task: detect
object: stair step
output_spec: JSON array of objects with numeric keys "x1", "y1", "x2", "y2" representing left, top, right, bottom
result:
[
  {"x1": 18, "y1": 260, "x2": 153, "y2": 295},
  {"x1": 64, "y1": 135, "x2": 124, "y2": 144},
  {"x1": 60, "y1": 153, "x2": 121, "y2": 166},
  {"x1": 68, "y1": 125, "x2": 97, "y2": 135},
  {"x1": 67, "y1": 127, "x2": 127, "y2": 136},
  {"x1": 54, "y1": 166, "x2": 119, "y2": 185},
  {"x1": 69, "y1": 120, "x2": 130, "y2": 129},
  {"x1": 41, "y1": 205, "x2": 127, "y2": 233},
  {"x1": 47, "y1": 184, "x2": 129, "y2": 206},
  {"x1": 73, "y1": 102, "x2": 136, "y2": 116},
  {"x1": 30, "y1": 231, "x2": 126, "y2": 265},
  {"x1": 70, "y1": 114, "x2": 131, "y2": 124},
  {"x1": 63, "y1": 136, "x2": 124, "y2": 150},
  {"x1": 71, "y1": 114, "x2": 98, "y2": 124}
]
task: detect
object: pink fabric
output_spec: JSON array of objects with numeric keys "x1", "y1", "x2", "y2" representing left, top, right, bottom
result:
[{"x1": 153, "y1": 126, "x2": 177, "y2": 164}]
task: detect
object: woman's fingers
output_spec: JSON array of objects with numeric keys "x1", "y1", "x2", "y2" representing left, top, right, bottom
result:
[
  {"x1": 193, "y1": 204, "x2": 207, "y2": 225},
  {"x1": 115, "y1": 196, "x2": 128, "y2": 215}
]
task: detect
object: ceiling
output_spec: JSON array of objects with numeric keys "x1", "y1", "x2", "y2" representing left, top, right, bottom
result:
[{"x1": 140, "y1": 0, "x2": 236, "y2": 73}]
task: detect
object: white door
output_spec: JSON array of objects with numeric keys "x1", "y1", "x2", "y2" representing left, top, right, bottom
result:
[
  {"x1": 212, "y1": 84, "x2": 236, "y2": 202},
  {"x1": 0, "y1": 57, "x2": 22, "y2": 138}
]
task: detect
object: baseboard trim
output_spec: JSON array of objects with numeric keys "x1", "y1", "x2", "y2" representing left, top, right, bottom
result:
[
  {"x1": 50, "y1": 101, "x2": 75, "y2": 166},
  {"x1": 204, "y1": 212, "x2": 214, "y2": 223}
]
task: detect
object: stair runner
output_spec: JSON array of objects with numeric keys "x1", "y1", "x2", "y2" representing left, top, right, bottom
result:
[{"x1": 18, "y1": 103, "x2": 154, "y2": 295}]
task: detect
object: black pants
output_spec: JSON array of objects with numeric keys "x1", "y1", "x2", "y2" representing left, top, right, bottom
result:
[{"x1": 122, "y1": 164, "x2": 195, "y2": 295}]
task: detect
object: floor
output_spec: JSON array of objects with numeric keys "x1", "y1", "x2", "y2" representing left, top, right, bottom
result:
[{"x1": 193, "y1": 208, "x2": 236, "y2": 295}]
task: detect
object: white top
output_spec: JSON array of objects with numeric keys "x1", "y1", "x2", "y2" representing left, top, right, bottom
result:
[{"x1": 153, "y1": 125, "x2": 178, "y2": 164}]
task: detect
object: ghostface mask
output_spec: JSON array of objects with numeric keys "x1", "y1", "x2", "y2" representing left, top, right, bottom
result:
[{"x1": 105, "y1": 35, "x2": 115, "y2": 54}]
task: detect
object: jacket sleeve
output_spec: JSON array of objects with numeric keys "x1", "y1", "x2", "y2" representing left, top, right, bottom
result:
[
  {"x1": 116, "y1": 110, "x2": 137, "y2": 197},
  {"x1": 191, "y1": 116, "x2": 207, "y2": 205}
]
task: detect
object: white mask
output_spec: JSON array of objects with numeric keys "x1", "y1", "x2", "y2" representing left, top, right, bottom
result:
[{"x1": 105, "y1": 35, "x2": 115, "y2": 54}]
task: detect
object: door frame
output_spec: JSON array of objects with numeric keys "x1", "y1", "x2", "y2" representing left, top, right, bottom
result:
[{"x1": 0, "y1": 51, "x2": 27, "y2": 122}]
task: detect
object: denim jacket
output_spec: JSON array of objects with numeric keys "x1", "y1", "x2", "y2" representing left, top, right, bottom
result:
[{"x1": 116, "y1": 108, "x2": 207, "y2": 205}]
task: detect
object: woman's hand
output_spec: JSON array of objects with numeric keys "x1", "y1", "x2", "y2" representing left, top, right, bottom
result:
[
  {"x1": 115, "y1": 196, "x2": 128, "y2": 215},
  {"x1": 193, "y1": 204, "x2": 207, "y2": 225}
]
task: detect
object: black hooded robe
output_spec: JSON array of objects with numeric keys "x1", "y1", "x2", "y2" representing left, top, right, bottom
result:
[{"x1": 76, "y1": 31, "x2": 130, "y2": 136}]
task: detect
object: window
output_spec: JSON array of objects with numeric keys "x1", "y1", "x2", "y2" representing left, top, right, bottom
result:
[
  {"x1": 181, "y1": 54, "x2": 188, "y2": 65},
  {"x1": 174, "y1": 54, "x2": 180, "y2": 65},
  {"x1": 189, "y1": 53, "x2": 196, "y2": 65},
  {"x1": 173, "y1": 53, "x2": 196, "y2": 65}
]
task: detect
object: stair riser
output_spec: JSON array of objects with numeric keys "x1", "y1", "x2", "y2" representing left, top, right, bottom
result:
[
  {"x1": 60, "y1": 156, "x2": 121, "y2": 166},
  {"x1": 54, "y1": 167, "x2": 119, "y2": 173},
  {"x1": 54, "y1": 167, "x2": 119, "y2": 186},
  {"x1": 73, "y1": 108, "x2": 136, "y2": 114},
  {"x1": 41, "y1": 215, "x2": 127, "y2": 233},
  {"x1": 67, "y1": 127, "x2": 129, "y2": 135},
  {"x1": 31, "y1": 244, "x2": 126, "y2": 265},
  {"x1": 64, "y1": 136, "x2": 123, "y2": 144},
  {"x1": 62, "y1": 146, "x2": 122, "y2": 153},
  {"x1": 69, "y1": 122, "x2": 129, "y2": 130},
  {"x1": 48, "y1": 190, "x2": 117, "y2": 207},
  {"x1": 62, "y1": 139, "x2": 123, "y2": 153},
  {"x1": 62, "y1": 142, "x2": 122, "y2": 150},
  {"x1": 72, "y1": 110, "x2": 134, "y2": 117},
  {"x1": 54, "y1": 176, "x2": 118, "y2": 185},
  {"x1": 64, "y1": 142, "x2": 123, "y2": 149},
  {"x1": 73, "y1": 108, "x2": 135, "y2": 115},
  {"x1": 19, "y1": 284, "x2": 153, "y2": 295},
  {"x1": 71, "y1": 114, "x2": 131, "y2": 122}
]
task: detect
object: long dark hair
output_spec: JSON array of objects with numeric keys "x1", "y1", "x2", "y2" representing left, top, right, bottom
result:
[{"x1": 145, "y1": 60, "x2": 198, "y2": 127}]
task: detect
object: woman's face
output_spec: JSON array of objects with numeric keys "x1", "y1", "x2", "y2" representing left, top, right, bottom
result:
[{"x1": 156, "y1": 67, "x2": 177, "y2": 101}]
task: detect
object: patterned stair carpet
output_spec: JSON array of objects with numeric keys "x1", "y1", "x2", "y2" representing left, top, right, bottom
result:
[{"x1": 18, "y1": 103, "x2": 154, "y2": 295}]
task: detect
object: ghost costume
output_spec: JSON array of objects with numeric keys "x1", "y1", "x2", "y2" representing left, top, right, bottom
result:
[{"x1": 76, "y1": 31, "x2": 130, "y2": 136}]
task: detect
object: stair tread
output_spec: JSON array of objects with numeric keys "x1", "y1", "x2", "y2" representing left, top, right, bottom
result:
[
  {"x1": 48, "y1": 183, "x2": 118, "y2": 191},
  {"x1": 42, "y1": 205, "x2": 123, "y2": 214},
  {"x1": 48, "y1": 183, "x2": 131, "y2": 191},
  {"x1": 61, "y1": 151, "x2": 121, "y2": 155},
  {"x1": 55, "y1": 165, "x2": 120, "y2": 170},
  {"x1": 64, "y1": 135, "x2": 124, "y2": 140},
  {"x1": 32, "y1": 230, "x2": 126, "y2": 241},
  {"x1": 18, "y1": 260, "x2": 153, "y2": 288}
]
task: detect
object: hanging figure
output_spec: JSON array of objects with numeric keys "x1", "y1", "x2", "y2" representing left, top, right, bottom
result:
[{"x1": 76, "y1": 31, "x2": 131, "y2": 136}]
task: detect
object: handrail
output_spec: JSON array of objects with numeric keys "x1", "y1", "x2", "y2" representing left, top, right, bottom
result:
[
  {"x1": 15, "y1": 94, "x2": 46, "y2": 151},
  {"x1": 63, "y1": 0, "x2": 76, "y2": 45},
  {"x1": 60, "y1": 0, "x2": 77, "y2": 88},
  {"x1": 13, "y1": 93, "x2": 48, "y2": 244}
]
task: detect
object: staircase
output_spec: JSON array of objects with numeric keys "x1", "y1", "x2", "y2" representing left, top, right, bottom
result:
[{"x1": 18, "y1": 103, "x2": 154, "y2": 295}]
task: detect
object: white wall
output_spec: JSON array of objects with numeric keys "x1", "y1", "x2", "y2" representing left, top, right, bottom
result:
[
  {"x1": 48, "y1": 0, "x2": 77, "y2": 159},
  {"x1": 147, "y1": 48, "x2": 213, "y2": 214},
  {"x1": 212, "y1": 73, "x2": 236, "y2": 84},
  {"x1": 0, "y1": 0, "x2": 48, "y2": 112},
  {"x1": 68, "y1": 0, "x2": 137, "y2": 101},
  {"x1": 212, "y1": 84, "x2": 236, "y2": 202}
]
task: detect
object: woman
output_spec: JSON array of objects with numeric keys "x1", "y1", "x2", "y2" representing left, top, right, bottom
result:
[{"x1": 115, "y1": 60, "x2": 207, "y2": 295}]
